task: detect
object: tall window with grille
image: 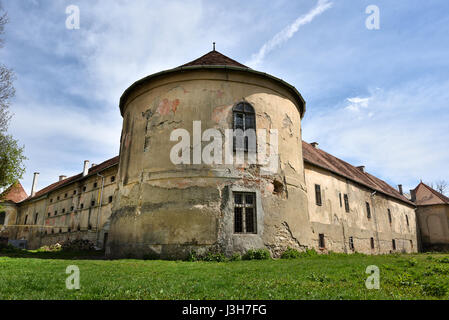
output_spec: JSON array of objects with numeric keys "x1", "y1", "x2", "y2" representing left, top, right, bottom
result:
[
  {"x1": 234, "y1": 192, "x2": 257, "y2": 234},
  {"x1": 233, "y1": 102, "x2": 256, "y2": 152},
  {"x1": 344, "y1": 194, "x2": 350, "y2": 213},
  {"x1": 315, "y1": 184, "x2": 322, "y2": 206},
  {"x1": 366, "y1": 202, "x2": 371, "y2": 219}
]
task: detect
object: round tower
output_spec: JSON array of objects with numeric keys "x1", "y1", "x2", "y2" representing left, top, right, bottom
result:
[{"x1": 108, "y1": 50, "x2": 313, "y2": 259}]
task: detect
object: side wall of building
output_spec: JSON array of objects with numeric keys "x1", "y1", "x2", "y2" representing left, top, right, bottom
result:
[
  {"x1": 416, "y1": 204, "x2": 449, "y2": 251},
  {"x1": 10, "y1": 166, "x2": 118, "y2": 249},
  {"x1": 304, "y1": 163, "x2": 418, "y2": 254}
]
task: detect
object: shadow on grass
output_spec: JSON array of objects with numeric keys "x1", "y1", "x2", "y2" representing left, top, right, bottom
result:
[{"x1": 0, "y1": 248, "x2": 106, "y2": 260}]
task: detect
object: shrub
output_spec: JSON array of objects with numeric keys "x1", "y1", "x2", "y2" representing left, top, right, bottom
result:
[
  {"x1": 242, "y1": 249, "x2": 271, "y2": 260},
  {"x1": 421, "y1": 282, "x2": 448, "y2": 297},
  {"x1": 186, "y1": 250, "x2": 198, "y2": 262},
  {"x1": 281, "y1": 247, "x2": 300, "y2": 259},
  {"x1": 202, "y1": 252, "x2": 227, "y2": 262},
  {"x1": 437, "y1": 257, "x2": 449, "y2": 264},
  {"x1": 230, "y1": 253, "x2": 242, "y2": 261},
  {"x1": 407, "y1": 258, "x2": 418, "y2": 267},
  {"x1": 298, "y1": 248, "x2": 318, "y2": 258}
]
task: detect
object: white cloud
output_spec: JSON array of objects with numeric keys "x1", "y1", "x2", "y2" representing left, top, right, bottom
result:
[
  {"x1": 303, "y1": 79, "x2": 449, "y2": 192},
  {"x1": 246, "y1": 0, "x2": 333, "y2": 67}
]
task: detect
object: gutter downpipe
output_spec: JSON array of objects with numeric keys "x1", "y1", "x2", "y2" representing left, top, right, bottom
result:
[
  {"x1": 96, "y1": 173, "x2": 105, "y2": 249},
  {"x1": 370, "y1": 191, "x2": 381, "y2": 252}
]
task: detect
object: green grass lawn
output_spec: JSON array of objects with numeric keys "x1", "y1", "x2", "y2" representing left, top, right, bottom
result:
[{"x1": 0, "y1": 251, "x2": 448, "y2": 300}]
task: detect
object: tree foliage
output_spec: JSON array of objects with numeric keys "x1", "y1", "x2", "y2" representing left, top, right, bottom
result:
[{"x1": 0, "y1": 3, "x2": 26, "y2": 191}]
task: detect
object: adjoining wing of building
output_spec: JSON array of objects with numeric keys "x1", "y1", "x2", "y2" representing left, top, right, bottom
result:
[
  {"x1": 411, "y1": 182, "x2": 449, "y2": 252},
  {"x1": 0, "y1": 50, "x2": 428, "y2": 258}
]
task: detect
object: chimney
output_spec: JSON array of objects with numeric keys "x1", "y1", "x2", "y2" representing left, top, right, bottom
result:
[
  {"x1": 311, "y1": 142, "x2": 319, "y2": 149},
  {"x1": 398, "y1": 184, "x2": 403, "y2": 195},
  {"x1": 91, "y1": 163, "x2": 97, "y2": 168},
  {"x1": 59, "y1": 175, "x2": 67, "y2": 181},
  {"x1": 356, "y1": 166, "x2": 365, "y2": 173},
  {"x1": 83, "y1": 160, "x2": 90, "y2": 177},
  {"x1": 31, "y1": 172, "x2": 39, "y2": 197},
  {"x1": 410, "y1": 189, "x2": 416, "y2": 202}
]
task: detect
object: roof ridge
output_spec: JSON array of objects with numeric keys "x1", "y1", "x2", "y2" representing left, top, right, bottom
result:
[
  {"x1": 302, "y1": 141, "x2": 414, "y2": 206},
  {"x1": 23, "y1": 156, "x2": 119, "y2": 202}
]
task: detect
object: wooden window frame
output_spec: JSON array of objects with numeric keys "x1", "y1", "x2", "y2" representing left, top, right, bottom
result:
[
  {"x1": 232, "y1": 102, "x2": 256, "y2": 153},
  {"x1": 233, "y1": 192, "x2": 257, "y2": 234}
]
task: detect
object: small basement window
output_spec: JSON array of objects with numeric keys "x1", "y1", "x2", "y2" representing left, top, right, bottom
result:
[
  {"x1": 349, "y1": 236, "x2": 354, "y2": 251},
  {"x1": 319, "y1": 234, "x2": 325, "y2": 249},
  {"x1": 392, "y1": 239, "x2": 396, "y2": 250},
  {"x1": 370, "y1": 237, "x2": 375, "y2": 249},
  {"x1": 108, "y1": 196, "x2": 113, "y2": 203}
]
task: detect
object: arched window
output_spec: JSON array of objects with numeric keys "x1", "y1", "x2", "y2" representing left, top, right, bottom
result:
[{"x1": 233, "y1": 102, "x2": 256, "y2": 152}]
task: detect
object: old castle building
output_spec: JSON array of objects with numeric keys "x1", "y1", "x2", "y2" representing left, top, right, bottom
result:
[{"x1": 0, "y1": 51, "x2": 420, "y2": 258}]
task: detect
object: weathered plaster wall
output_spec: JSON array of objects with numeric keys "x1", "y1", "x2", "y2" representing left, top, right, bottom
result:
[
  {"x1": 416, "y1": 204, "x2": 449, "y2": 251},
  {"x1": 109, "y1": 69, "x2": 312, "y2": 259},
  {"x1": 0, "y1": 202, "x2": 18, "y2": 238},
  {"x1": 6, "y1": 166, "x2": 118, "y2": 249},
  {"x1": 304, "y1": 163, "x2": 418, "y2": 254}
]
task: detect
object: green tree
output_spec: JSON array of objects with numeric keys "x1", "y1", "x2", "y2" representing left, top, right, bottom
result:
[{"x1": 0, "y1": 3, "x2": 26, "y2": 191}]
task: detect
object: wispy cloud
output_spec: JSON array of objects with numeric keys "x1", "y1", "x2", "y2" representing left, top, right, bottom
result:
[{"x1": 246, "y1": 0, "x2": 333, "y2": 67}]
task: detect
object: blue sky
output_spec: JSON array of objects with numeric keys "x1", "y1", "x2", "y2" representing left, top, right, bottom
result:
[{"x1": 1, "y1": 0, "x2": 448, "y2": 195}]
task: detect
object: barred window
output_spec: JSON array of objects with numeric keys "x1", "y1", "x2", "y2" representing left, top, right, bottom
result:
[
  {"x1": 234, "y1": 192, "x2": 257, "y2": 234},
  {"x1": 366, "y1": 202, "x2": 371, "y2": 219},
  {"x1": 344, "y1": 194, "x2": 350, "y2": 213},
  {"x1": 349, "y1": 236, "x2": 354, "y2": 251},
  {"x1": 315, "y1": 184, "x2": 322, "y2": 206},
  {"x1": 233, "y1": 102, "x2": 256, "y2": 152}
]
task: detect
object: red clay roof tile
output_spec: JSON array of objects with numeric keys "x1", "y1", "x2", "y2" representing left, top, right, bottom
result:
[
  {"x1": 0, "y1": 181, "x2": 28, "y2": 203},
  {"x1": 302, "y1": 141, "x2": 415, "y2": 206},
  {"x1": 179, "y1": 50, "x2": 249, "y2": 69}
]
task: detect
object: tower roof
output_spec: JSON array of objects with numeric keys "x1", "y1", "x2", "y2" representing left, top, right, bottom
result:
[
  {"x1": 0, "y1": 181, "x2": 28, "y2": 203},
  {"x1": 179, "y1": 50, "x2": 249, "y2": 69},
  {"x1": 120, "y1": 50, "x2": 306, "y2": 118}
]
